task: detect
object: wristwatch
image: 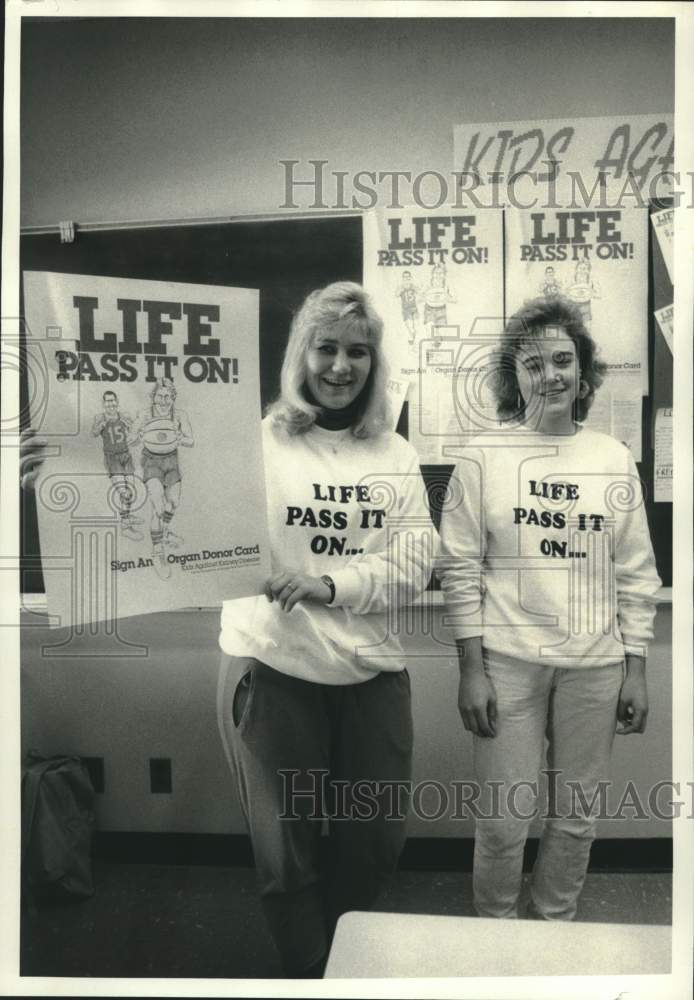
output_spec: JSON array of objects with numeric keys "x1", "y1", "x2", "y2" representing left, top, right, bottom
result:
[{"x1": 320, "y1": 575, "x2": 336, "y2": 605}]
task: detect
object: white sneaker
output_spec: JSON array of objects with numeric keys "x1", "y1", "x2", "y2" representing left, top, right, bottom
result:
[
  {"x1": 165, "y1": 529, "x2": 184, "y2": 549},
  {"x1": 152, "y1": 545, "x2": 171, "y2": 580},
  {"x1": 121, "y1": 523, "x2": 143, "y2": 542}
]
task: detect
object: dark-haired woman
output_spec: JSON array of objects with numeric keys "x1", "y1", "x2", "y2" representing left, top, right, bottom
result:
[{"x1": 439, "y1": 296, "x2": 660, "y2": 921}]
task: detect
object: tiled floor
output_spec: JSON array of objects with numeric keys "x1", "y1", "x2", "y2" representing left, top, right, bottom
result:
[{"x1": 20, "y1": 865, "x2": 671, "y2": 980}]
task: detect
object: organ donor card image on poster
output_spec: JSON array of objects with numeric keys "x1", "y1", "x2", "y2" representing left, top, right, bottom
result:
[
  {"x1": 23, "y1": 271, "x2": 270, "y2": 627},
  {"x1": 364, "y1": 208, "x2": 503, "y2": 460},
  {"x1": 506, "y1": 208, "x2": 648, "y2": 460}
]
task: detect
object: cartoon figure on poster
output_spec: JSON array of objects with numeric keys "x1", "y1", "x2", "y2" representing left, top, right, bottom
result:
[
  {"x1": 394, "y1": 270, "x2": 420, "y2": 346},
  {"x1": 133, "y1": 377, "x2": 195, "y2": 579},
  {"x1": 565, "y1": 259, "x2": 601, "y2": 324},
  {"x1": 538, "y1": 265, "x2": 563, "y2": 298},
  {"x1": 423, "y1": 263, "x2": 457, "y2": 335},
  {"x1": 92, "y1": 389, "x2": 143, "y2": 542}
]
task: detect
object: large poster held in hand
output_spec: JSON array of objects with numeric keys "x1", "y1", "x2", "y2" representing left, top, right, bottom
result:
[{"x1": 23, "y1": 271, "x2": 270, "y2": 627}]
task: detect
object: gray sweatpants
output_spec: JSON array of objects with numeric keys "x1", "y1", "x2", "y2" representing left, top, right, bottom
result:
[{"x1": 217, "y1": 655, "x2": 413, "y2": 974}]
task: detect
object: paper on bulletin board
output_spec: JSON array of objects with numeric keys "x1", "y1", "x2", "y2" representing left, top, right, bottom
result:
[
  {"x1": 651, "y1": 207, "x2": 674, "y2": 285},
  {"x1": 654, "y1": 407, "x2": 673, "y2": 502},
  {"x1": 654, "y1": 303, "x2": 674, "y2": 355},
  {"x1": 505, "y1": 207, "x2": 649, "y2": 396},
  {"x1": 23, "y1": 270, "x2": 270, "y2": 628},
  {"x1": 363, "y1": 207, "x2": 503, "y2": 449},
  {"x1": 583, "y1": 374, "x2": 643, "y2": 462}
]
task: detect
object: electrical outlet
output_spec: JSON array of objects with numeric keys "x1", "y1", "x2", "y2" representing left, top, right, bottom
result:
[{"x1": 149, "y1": 757, "x2": 172, "y2": 794}]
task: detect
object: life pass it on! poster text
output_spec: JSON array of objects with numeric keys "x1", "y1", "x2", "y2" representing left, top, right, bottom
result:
[
  {"x1": 23, "y1": 271, "x2": 270, "y2": 628},
  {"x1": 364, "y1": 208, "x2": 503, "y2": 463},
  {"x1": 505, "y1": 207, "x2": 648, "y2": 461}
]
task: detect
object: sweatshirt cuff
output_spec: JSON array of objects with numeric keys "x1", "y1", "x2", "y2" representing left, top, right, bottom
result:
[
  {"x1": 329, "y1": 567, "x2": 364, "y2": 608},
  {"x1": 441, "y1": 599, "x2": 484, "y2": 641},
  {"x1": 622, "y1": 638, "x2": 650, "y2": 658},
  {"x1": 451, "y1": 626, "x2": 485, "y2": 641},
  {"x1": 442, "y1": 612, "x2": 484, "y2": 641}
]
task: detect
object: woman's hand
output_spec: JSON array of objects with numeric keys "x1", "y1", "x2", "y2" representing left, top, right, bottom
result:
[
  {"x1": 458, "y1": 669, "x2": 497, "y2": 738},
  {"x1": 617, "y1": 656, "x2": 649, "y2": 735},
  {"x1": 19, "y1": 429, "x2": 49, "y2": 491},
  {"x1": 265, "y1": 571, "x2": 332, "y2": 613},
  {"x1": 456, "y1": 637, "x2": 497, "y2": 738}
]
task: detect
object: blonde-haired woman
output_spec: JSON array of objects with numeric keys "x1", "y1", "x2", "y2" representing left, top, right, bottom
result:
[{"x1": 217, "y1": 282, "x2": 436, "y2": 976}]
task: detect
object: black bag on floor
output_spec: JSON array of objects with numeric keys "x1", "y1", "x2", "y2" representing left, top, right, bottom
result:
[{"x1": 21, "y1": 751, "x2": 96, "y2": 900}]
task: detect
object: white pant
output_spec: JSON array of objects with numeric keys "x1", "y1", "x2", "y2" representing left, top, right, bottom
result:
[{"x1": 473, "y1": 653, "x2": 623, "y2": 920}]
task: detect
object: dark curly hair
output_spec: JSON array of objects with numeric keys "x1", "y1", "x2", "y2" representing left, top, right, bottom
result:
[{"x1": 490, "y1": 296, "x2": 608, "y2": 423}]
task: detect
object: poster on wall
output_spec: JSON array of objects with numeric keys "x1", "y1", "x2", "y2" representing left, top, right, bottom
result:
[
  {"x1": 505, "y1": 207, "x2": 648, "y2": 460},
  {"x1": 453, "y1": 114, "x2": 674, "y2": 209},
  {"x1": 364, "y1": 208, "x2": 503, "y2": 461},
  {"x1": 655, "y1": 303, "x2": 674, "y2": 355},
  {"x1": 650, "y1": 203, "x2": 674, "y2": 429},
  {"x1": 23, "y1": 271, "x2": 270, "y2": 628},
  {"x1": 654, "y1": 407, "x2": 673, "y2": 503},
  {"x1": 651, "y1": 207, "x2": 674, "y2": 285}
]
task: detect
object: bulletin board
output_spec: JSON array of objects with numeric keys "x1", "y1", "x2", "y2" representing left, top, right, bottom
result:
[
  {"x1": 19, "y1": 210, "x2": 671, "y2": 590},
  {"x1": 646, "y1": 199, "x2": 674, "y2": 584}
]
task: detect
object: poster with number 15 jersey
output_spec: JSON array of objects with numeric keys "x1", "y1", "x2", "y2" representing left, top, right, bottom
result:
[{"x1": 23, "y1": 271, "x2": 270, "y2": 628}]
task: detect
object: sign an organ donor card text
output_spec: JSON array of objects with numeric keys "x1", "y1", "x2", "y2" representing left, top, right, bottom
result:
[{"x1": 23, "y1": 271, "x2": 270, "y2": 628}]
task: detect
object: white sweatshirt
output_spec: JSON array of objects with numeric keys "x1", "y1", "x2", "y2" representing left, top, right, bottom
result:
[
  {"x1": 220, "y1": 417, "x2": 437, "y2": 684},
  {"x1": 438, "y1": 424, "x2": 661, "y2": 667}
]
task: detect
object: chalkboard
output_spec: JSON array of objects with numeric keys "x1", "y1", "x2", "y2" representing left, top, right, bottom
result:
[{"x1": 19, "y1": 212, "x2": 671, "y2": 591}]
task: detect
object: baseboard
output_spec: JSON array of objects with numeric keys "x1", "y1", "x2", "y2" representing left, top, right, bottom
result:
[
  {"x1": 399, "y1": 836, "x2": 672, "y2": 872},
  {"x1": 93, "y1": 832, "x2": 672, "y2": 873}
]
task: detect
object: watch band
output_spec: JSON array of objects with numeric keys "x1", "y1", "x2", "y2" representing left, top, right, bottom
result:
[{"x1": 320, "y1": 574, "x2": 336, "y2": 605}]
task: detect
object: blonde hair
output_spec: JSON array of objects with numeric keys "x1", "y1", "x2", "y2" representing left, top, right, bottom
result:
[{"x1": 267, "y1": 282, "x2": 391, "y2": 438}]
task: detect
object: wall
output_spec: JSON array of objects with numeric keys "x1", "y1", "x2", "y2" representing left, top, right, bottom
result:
[
  {"x1": 20, "y1": 16, "x2": 674, "y2": 226},
  {"x1": 20, "y1": 601, "x2": 672, "y2": 838}
]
